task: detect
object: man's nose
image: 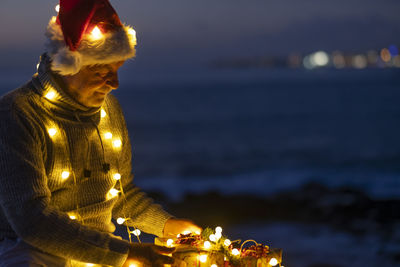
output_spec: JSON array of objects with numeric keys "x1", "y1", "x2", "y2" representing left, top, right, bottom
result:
[{"x1": 105, "y1": 72, "x2": 119, "y2": 90}]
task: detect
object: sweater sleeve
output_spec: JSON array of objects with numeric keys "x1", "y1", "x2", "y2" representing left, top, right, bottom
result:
[
  {"x1": 110, "y1": 99, "x2": 173, "y2": 237},
  {"x1": 0, "y1": 105, "x2": 130, "y2": 267}
]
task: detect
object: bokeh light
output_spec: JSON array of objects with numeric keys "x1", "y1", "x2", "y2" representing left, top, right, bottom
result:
[
  {"x1": 352, "y1": 55, "x2": 367, "y2": 69},
  {"x1": 332, "y1": 51, "x2": 346, "y2": 69},
  {"x1": 380, "y1": 48, "x2": 391, "y2": 62},
  {"x1": 311, "y1": 51, "x2": 329, "y2": 67}
]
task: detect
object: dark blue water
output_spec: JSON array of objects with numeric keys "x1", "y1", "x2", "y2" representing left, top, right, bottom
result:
[{"x1": 2, "y1": 68, "x2": 400, "y2": 199}]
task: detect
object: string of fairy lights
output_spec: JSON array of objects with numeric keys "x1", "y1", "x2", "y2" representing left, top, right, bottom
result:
[{"x1": 44, "y1": 85, "x2": 143, "y2": 266}]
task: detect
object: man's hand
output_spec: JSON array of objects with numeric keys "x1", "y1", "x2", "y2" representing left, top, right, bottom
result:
[
  {"x1": 123, "y1": 243, "x2": 175, "y2": 267},
  {"x1": 162, "y1": 218, "x2": 202, "y2": 238}
]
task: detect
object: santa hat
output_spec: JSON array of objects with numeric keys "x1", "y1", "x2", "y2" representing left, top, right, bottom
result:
[{"x1": 45, "y1": 0, "x2": 137, "y2": 75}]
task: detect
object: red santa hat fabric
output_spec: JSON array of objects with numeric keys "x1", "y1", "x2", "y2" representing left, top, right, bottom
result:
[{"x1": 45, "y1": 0, "x2": 136, "y2": 75}]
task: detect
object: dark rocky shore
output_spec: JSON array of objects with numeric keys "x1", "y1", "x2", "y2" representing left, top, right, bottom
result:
[
  {"x1": 149, "y1": 182, "x2": 399, "y2": 235},
  {"x1": 143, "y1": 182, "x2": 400, "y2": 266}
]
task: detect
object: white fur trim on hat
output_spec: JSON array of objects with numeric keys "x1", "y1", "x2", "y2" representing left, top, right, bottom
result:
[{"x1": 45, "y1": 17, "x2": 137, "y2": 75}]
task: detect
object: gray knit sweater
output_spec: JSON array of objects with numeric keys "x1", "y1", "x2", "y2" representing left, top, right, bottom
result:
[{"x1": 0, "y1": 58, "x2": 172, "y2": 266}]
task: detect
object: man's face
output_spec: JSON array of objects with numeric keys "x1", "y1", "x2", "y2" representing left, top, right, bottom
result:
[{"x1": 62, "y1": 61, "x2": 125, "y2": 107}]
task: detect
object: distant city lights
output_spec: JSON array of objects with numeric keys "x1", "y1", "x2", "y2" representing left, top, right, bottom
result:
[
  {"x1": 300, "y1": 45, "x2": 400, "y2": 70},
  {"x1": 214, "y1": 44, "x2": 400, "y2": 70}
]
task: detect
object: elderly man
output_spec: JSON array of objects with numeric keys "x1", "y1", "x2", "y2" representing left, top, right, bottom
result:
[{"x1": 0, "y1": 0, "x2": 200, "y2": 266}]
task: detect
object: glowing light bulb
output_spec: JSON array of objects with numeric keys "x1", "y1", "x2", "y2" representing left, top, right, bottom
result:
[
  {"x1": 215, "y1": 226, "x2": 222, "y2": 233},
  {"x1": 215, "y1": 232, "x2": 222, "y2": 240},
  {"x1": 211, "y1": 264, "x2": 218, "y2": 267},
  {"x1": 199, "y1": 255, "x2": 207, "y2": 263},
  {"x1": 86, "y1": 264, "x2": 95, "y2": 267},
  {"x1": 269, "y1": 258, "x2": 278, "y2": 266},
  {"x1": 176, "y1": 234, "x2": 181, "y2": 238},
  {"x1": 104, "y1": 132, "x2": 113, "y2": 139},
  {"x1": 231, "y1": 248, "x2": 240, "y2": 256},
  {"x1": 61, "y1": 171, "x2": 70, "y2": 179},
  {"x1": 209, "y1": 234, "x2": 216, "y2": 242},
  {"x1": 127, "y1": 28, "x2": 137, "y2": 45},
  {"x1": 128, "y1": 28, "x2": 136, "y2": 38},
  {"x1": 48, "y1": 128, "x2": 57, "y2": 137},
  {"x1": 131, "y1": 229, "x2": 141, "y2": 236},
  {"x1": 195, "y1": 230, "x2": 201, "y2": 235},
  {"x1": 101, "y1": 109, "x2": 107, "y2": 118},
  {"x1": 69, "y1": 215, "x2": 77, "y2": 220},
  {"x1": 116, "y1": 217, "x2": 126, "y2": 225},
  {"x1": 182, "y1": 230, "x2": 191, "y2": 235},
  {"x1": 108, "y1": 188, "x2": 119, "y2": 198},
  {"x1": 224, "y1": 239, "x2": 231, "y2": 246},
  {"x1": 100, "y1": 109, "x2": 107, "y2": 118},
  {"x1": 129, "y1": 263, "x2": 138, "y2": 267},
  {"x1": 166, "y1": 239, "x2": 174, "y2": 247},
  {"x1": 113, "y1": 173, "x2": 121, "y2": 180},
  {"x1": 203, "y1": 241, "x2": 211, "y2": 249},
  {"x1": 55, "y1": 4, "x2": 60, "y2": 13},
  {"x1": 91, "y1": 26, "x2": 103, "y2": 40},
  {"x1": 113, "y1": 139, "x2": 122, "y2": 148},
  {"x1": 45, "y1": 91, "x2": 56, "y2": 100}
]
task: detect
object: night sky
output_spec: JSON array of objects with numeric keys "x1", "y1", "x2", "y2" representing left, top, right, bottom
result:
[{"x1": 1, "y1": 0, "x2": 399, "y2": 72}]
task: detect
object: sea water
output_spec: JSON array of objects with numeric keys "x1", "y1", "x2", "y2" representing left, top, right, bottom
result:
[
  {"x1": 2, "y1": 67, "x2": 400, "y2": 200},
  {"x1": 117, "y1": 68, "x2": 400, "y2": 200}
]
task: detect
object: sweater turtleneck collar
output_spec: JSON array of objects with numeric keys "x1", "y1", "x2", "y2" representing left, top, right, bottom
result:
[{"x1": 31, "y1": 54, "x2": 102, "y2": 119}]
